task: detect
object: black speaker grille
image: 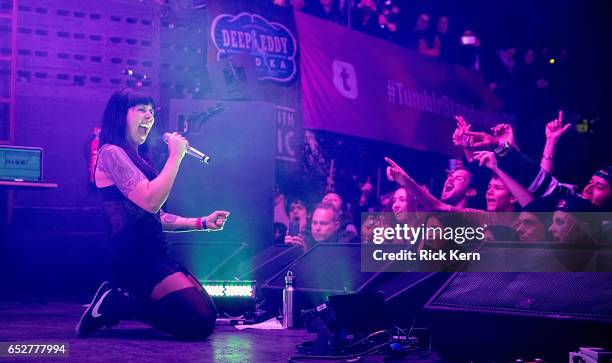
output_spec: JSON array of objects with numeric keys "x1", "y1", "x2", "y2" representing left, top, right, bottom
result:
[{"x1": 425, "y1": 272, "x2": 612, "y2": 322}]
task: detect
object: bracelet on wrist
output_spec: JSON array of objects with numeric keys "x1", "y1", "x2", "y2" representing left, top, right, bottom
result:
[
  {"x1": 494, "y1": 141, "x2": 511, "y2": 157},
  {"x1": 195, "y1": 217, "x2": 204, "y2": 230},
  {"x1": 196, "y1": 217, "x2": 211, "y2": 231}
]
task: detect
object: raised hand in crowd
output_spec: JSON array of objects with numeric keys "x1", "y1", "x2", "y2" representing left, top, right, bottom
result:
[
  {"x1": 468, "y1": 122, "x2": 518, "y2": 151},
  {"x1": 284, "y1": 234, "x2": 307, "y2": 249},
  {"x1": 359, "y1": 176, "x2": 373, "y2": 206},
  {"x1": 462, "y1": 129, "x2": 498, "y2": 150},
  {"x1": 384, "y1": 157, "x2": 449, "y2": 211},
  {"x1": 454, "y1": 114, "x2": 503, "y2": 150},
  {"x1": 452, "y1": 116, "x2": 471, "y2": 147},
  {"x1": 541, "y1": 110, "x2": 571, "y2": 173},
  {"x1": 453, "y1": 115, "x2": 475, "y2": 161},
  {"x1": 385, "y1": 157, "x2": 410, "y2": 186},
  {"x1": 545, "y1": 110, "x2": 571, "y2": 141},
  {"x1": 473, "y1": 150, "x2": 497, "y2": 170},
  {"x1": 491, "y1": 123, "x2": 517, "y2": 149}
]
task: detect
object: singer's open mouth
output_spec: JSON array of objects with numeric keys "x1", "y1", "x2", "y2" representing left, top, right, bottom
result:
[{"x1": 138, "y1": 125, "x2": 149, "y2": 135}]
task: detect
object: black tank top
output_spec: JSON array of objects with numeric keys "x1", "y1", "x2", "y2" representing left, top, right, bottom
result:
[
  {"x1": 95, "y1": 145, "x2": 165, "y2": 255},
  {"x1": 98, "y1": 186, "x2": 163, "y2": 239}
]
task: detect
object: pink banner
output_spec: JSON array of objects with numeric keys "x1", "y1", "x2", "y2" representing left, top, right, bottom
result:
[{"x1": 297, "y1": 12, "x2": 513, "y2": 156}]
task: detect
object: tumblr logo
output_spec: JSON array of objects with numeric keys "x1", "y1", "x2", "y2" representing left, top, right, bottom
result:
[{"x1": 332, "y1": 60, "x2": 358, "y2": 100}]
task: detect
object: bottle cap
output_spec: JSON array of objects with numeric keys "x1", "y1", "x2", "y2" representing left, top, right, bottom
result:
[{"x1": 285, "y1": 271, "x2": 295, "y2": 285}]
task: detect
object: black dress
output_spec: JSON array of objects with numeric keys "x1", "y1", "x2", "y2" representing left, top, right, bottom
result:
[{"x1": 98, "y1": 185, "x2": 182, "y2": 299}]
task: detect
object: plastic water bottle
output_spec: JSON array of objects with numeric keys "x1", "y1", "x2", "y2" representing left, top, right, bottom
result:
[{"x1": 282, "y1": 271, "x2": 295, "y2": 328}]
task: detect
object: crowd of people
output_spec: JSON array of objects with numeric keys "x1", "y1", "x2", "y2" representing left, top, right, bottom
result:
[
  {"x1": 274, "y1": 111, "x2": 611, "y2": 250},
  {"x1": 266, "y1": 0, "x2": 610, "y2": 251},
  {"x1": 273, "y1": 0, "x2": 570, "y2": 123}
]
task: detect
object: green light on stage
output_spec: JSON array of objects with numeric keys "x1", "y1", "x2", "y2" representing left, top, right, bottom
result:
[
  {"x1": 204, "y1": 285, "x2": 225, "y2": 297},
  {"x1": 224, "y1": 285, "x2": 253, "y2": 297},
  {"x1": 202, "y1": 280, "x2": 255, "y2": 297}
]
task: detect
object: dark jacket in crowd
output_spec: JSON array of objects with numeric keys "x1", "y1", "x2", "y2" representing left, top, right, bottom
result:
[{"x1": 304, "y1": 228, "x2": 360, "y2": 249}]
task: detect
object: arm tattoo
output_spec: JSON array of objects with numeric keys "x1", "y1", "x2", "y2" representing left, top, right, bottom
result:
[
  {"x1": 98, "y1": 145, "x2": 147, "y2": 197},
  {"x1": 161, "y1": 212, "x2": 178, "y2": 224},
  {"x1": 160, "y1": 211, "x2": 194, "y2": 232}
]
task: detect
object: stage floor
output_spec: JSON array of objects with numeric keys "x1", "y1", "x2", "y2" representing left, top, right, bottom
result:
[{"x1": 0, "y1": 301, "x2": 440, "y2": 362}]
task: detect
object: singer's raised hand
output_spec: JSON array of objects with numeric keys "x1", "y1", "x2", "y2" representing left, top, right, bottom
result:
[
  {"x1": 166, "y1": 132, "x2": 188, "y2": 160},
  {"x1": 205, "y1": 211, "x2": 230, "y2": 231}
]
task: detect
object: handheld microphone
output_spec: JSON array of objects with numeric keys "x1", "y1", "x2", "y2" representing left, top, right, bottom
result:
[{"x1": 162, "y1": 132, "x2": 211, "y2": 164}]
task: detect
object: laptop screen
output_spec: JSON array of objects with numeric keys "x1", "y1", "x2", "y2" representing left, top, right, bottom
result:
[{"x1": 0, "y1": 146, "x2": 43, "y2": 182}]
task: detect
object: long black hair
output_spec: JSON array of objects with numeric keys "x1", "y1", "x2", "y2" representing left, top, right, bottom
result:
[{"x1": 99, "y1": 88, "x2": 159, "y2": 180}]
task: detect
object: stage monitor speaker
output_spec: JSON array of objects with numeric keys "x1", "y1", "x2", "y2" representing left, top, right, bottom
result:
[
  {"x1": 234, "y1": 244, "x2": 304, "y2": 283},
  {"x1": 461, "y1": 242, "x2": 612, "y2": 272},
  {"x1": 261, "y1": 245, "x2": 452, "y2": 329},
  {"x1": 261, "y1": 243, "x2": 380, "y2": 327},
  {"x1": 359, "y1": 272, "x2": 452, "y2": 327},
  {"x1": 424, "y1": 272, "x2": 612, "y2": 362},
  {"x1": 167, "y1": 242, "x2": 249, "y2": 280},
  {"x1": 263, "y1": 243, "x2": 380, "y2": 294}
]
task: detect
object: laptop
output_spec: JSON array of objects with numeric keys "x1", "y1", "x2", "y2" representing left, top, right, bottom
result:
[{"x1": 0, "y1": 145, "x2": 43, "y2": 182}]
